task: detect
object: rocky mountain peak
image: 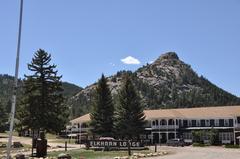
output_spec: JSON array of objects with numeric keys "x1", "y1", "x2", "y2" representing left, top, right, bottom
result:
[
  {"x1": 68, "y1": 52, "x2": 240, "y2": 118},
  {"x1": 156, "y1": 52, "x2": 179, "y2": 62}
]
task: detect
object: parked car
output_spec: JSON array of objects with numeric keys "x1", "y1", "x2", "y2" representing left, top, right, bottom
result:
[{"x1": 166, "y1": 138, "x2": 185, "y2": 147}]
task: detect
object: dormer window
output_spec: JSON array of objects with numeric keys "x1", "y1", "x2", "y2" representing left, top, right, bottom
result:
[
  {"x1": 224, "y1": 119, "x2": 229, "y2": 126},
  {"x1": 152, "y1": 121, "x2": 155, "y2": 126},
  {"x1": 196, "y1": 120, "x2": 200, "y2": 126},
  {"x1": 206, "y1": 120, "x2": 210, "y2": 127},
  {"x1": 215, "y1": 119, "x2": 219, "y2": 126},
  {"x1": 188, "y1": 120, "x2": 192, "y2": 127},
  {"x1": 237, "y1": 117, "x2": 240, "y2": 123}
]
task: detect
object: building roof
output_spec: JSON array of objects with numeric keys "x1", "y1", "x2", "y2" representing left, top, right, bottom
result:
[
  {"x1": 70, "y1": 105, "x2": 240, "y2": 124},
  {"x1": 71, "y1": 113, "x2": 90, "y2": 124},
  {"x1": 144, "y1": 105, "x2": 240, "y2": 120}
]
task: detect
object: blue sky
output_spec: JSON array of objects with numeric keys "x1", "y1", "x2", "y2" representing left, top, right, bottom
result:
[{"x1": 0, "y1": 0, "x2": 240, "y2": 96}]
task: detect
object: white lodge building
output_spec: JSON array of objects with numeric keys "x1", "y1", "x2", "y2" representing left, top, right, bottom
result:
[{"x1": 70, "y1": 106, "x2": 240, "y2": 145}]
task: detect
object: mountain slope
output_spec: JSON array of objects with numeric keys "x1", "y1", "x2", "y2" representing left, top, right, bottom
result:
[
  {"x1": 0, "y1": 74, "x2": 82, "y2": 111},
  {"x1": 69, "y1": 52, "x2": 240, "y2": 118}
]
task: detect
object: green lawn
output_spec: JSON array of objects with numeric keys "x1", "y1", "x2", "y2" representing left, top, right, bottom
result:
[
  {"x1": 48, "y1": 149, "x2": 153, "y2": 159},
  {"x1": 0, "y1": 131, "x2": 19, "y2": 137},
  {"x1": 0, "y1": 142, "x2": 31, "y2": 155}
]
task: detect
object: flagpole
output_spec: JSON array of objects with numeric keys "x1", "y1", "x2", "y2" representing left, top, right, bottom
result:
[{"x1": 7, "y1": 0, "x2": 24, "y2": 158}]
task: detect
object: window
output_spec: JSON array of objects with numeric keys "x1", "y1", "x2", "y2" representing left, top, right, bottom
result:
[
  {"x1": 205, "y1": 120, "x2": 210, "y2": 127},
  {"x1": 183, "y1": 133, "x2": 192, "y2": 139},
  {"x1": 201, "y1": 120, "x2": 205, "y2": 127},
  {"x1": 188, "y1": 120, "x2": 192, "y2": 127},
  {"x1": 168, "y1": 119, "x2": 174, "y2": 125},
  {"x1": 152, "y1": 121, "x2": 155, "y2": 126},
  {"x1": 219, "y1": 119, "x2": 224, "y2": 126},
  {"x1": 224, "y1": 119, "x2": 229, "y2": 126},
  {"x1": 210, "y1": 119, "x2": 215, "y2": 126},
  {"x1": 156, "y1": 120, "x2": 159, "y2": 126},
  {"x1": 219, "y1": 132, "x2": 234, "y2": 141},
  {"x1": 183, "y1": 120, "x2": 188, "y2": 127},
  {"x1": 160, "y1": 119, "x2": 167, "y2": 125},
  {"x1": 192, "y1": 120, "x2": 196, "y2": 127},
  {"x1": 215, "y1": 119, "x2": 219, "y2": 126},
  {"x1": 179, "y1": 119, "x2": 182, "y2": 126},
  {"x1": 148, "y1": 134, "x2": 153, "y2": 139},
  {"x1": 196, "y1": 120, "x2": 200, "y2": 127},
  {"x1": 237, "y1": 117, "x2": 240, "y2": 123}
]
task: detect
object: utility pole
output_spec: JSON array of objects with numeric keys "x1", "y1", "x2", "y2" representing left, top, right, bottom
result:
[{"x1": 6, "y1": 0, "x2": 24, "y2": 158}]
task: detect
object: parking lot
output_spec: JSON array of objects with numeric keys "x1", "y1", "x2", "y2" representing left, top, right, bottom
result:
[{"x1": 149, "y1": 145, "x2": 240, "y2": 159}]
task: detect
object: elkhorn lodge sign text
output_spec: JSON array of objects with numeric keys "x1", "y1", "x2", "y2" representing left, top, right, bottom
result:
[{"x1": 88, "y1": 140, "x2": 143, "y2": 147}]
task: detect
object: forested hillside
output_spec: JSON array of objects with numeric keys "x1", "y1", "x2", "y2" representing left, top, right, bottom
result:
[{"x1": 0, "y1": 74, "x2": 82, "y2": 113}]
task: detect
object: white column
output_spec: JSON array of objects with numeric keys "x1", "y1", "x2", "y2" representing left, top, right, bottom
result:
[
  {"x1": 166, "y1": 119, "x2": 169, "y2": 142},
  {"x1": 79, "y1": 122, "x2": 82, "y2": 145},
  {"x1": 174, "y1": 119, "x2": 177, "y2": 138},
  {"x1": 233, "y1": 117, "x2": 236, "y2": 145},
  {"x1": 151, "y1": 132, "x2": 153, "y2": 144},
  {"x1": 166, "y1": 132, "x2": 169, "y2": 142},
  {"x1": 159, "y1": 132, "x2": 161, "y2": 144}
]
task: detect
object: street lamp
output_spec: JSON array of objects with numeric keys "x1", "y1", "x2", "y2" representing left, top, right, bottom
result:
[{"x1": 6, "y1": 0, "x2": 24, "y2": 158}]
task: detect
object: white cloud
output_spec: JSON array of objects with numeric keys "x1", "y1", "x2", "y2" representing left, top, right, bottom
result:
[{"x1": 121, "y1": 56, "x2": 141, "y2": 65}]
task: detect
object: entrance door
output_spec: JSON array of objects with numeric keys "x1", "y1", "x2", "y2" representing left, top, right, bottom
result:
[
  {"x1": 169, "y1": 133, "x2": 175, "y2": 140},
  {"x1": 153, "y1": 133, "x2": 160, "y2": 144},
  {"x1": 161, "y1": 133, "x2": 167, "y2": 143}
]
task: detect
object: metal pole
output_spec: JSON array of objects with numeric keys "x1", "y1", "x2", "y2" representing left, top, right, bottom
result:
[{"x1": 7, "y1": 0, "x2": 23, "y2": 158}]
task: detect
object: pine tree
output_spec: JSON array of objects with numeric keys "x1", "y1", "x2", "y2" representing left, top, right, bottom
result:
[
  {"x1": 0, "y1": 102, "x2": 8, "y2": 132},
  {"x1": 18, "y1": 49, "x2": 68, "y2": 133},
  {"x1": 90, "y1": 74, "x2": 114, "y2": 137},
  {"x1": 115, "y1": 74, "x2": 146, "y2": 140}
]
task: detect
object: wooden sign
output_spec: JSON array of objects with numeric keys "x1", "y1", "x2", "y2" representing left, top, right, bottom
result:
[{"x1": 88, "y1": 140, "x2": 144, "y2": 147}]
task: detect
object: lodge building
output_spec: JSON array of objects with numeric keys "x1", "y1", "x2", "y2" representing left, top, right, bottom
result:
[{"x1": 69, "y1": 105, "x2": 240, "y2": 145}]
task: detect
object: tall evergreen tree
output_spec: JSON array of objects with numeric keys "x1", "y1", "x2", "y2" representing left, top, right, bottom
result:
[
  {"x1": 0, "y1": 102, "x2": 8, "y2": 132},
  {"x1": 18, "y1": 49, "x2": 68, "y2": 133},
  {"x1": 115, "y1": 74, "x2": 146, "y2": 140},
  {"x1": 90, "y1": 74, "x2": 114, "y2": 137}
]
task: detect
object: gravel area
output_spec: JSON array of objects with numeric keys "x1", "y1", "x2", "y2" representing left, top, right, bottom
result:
[{"x1": 148, "y1": 145, "x2": 240, "y2": 159}]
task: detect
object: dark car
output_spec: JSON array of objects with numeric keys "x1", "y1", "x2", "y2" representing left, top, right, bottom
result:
[{"x1": 166, "y1": 138, "x2": 185, "y2": 147}]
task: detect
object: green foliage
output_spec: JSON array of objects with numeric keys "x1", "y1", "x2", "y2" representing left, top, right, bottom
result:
[
  {"x1": 192, "y1": 143, "x2": 206, "y2": 147},
  {"x1": 208, "y1": 128, "x2": 218, "y2": 145},
  {"x1": 0, "y1": 74, "x2": 81, "y2": 115},
  {"x1": 17, "y1": 49, "x2": 68, "y2": 133},
  {"x1": 0, "y1": 102, "x2": 8, "y2": 132},
  {"x1": 225, "y1": 144, "x2": 240, "y2": 148},
  {"x1": 90, "y1": 74, "x2": 114, "y2": 137},
  {"x1": 192, "y1": 130, "x2": 205, "y2": 144},
  {"x1": 114, "y1": 74, "x2": 146, "y2": 139},
  {"x1": 192, "y1": 129, "x2": 218, "y2": 145},
  {"x1": 0, "y1": 74, "x2": 23, "y2": 112}
]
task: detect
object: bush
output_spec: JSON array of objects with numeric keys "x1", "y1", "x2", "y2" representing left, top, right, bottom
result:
[
  {"x1": 225, "y1": 145, "x2": 240, "y2": 148},
  {"x1": 192, "y1": 143, "x2": 206, "y2": 147}
]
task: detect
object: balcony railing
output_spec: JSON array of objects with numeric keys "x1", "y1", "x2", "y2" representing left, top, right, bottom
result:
[
  {"x1": 68, "y1": 127, "x2": 90, "y2": 132},
  {"x1": 152, "y1": 125, "x2": 179, "y2": 129}
]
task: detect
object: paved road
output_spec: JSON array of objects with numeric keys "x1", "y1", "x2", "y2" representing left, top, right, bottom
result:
[{"x1": 149, "y1": 146, "x2": 240, "y2": 159}]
